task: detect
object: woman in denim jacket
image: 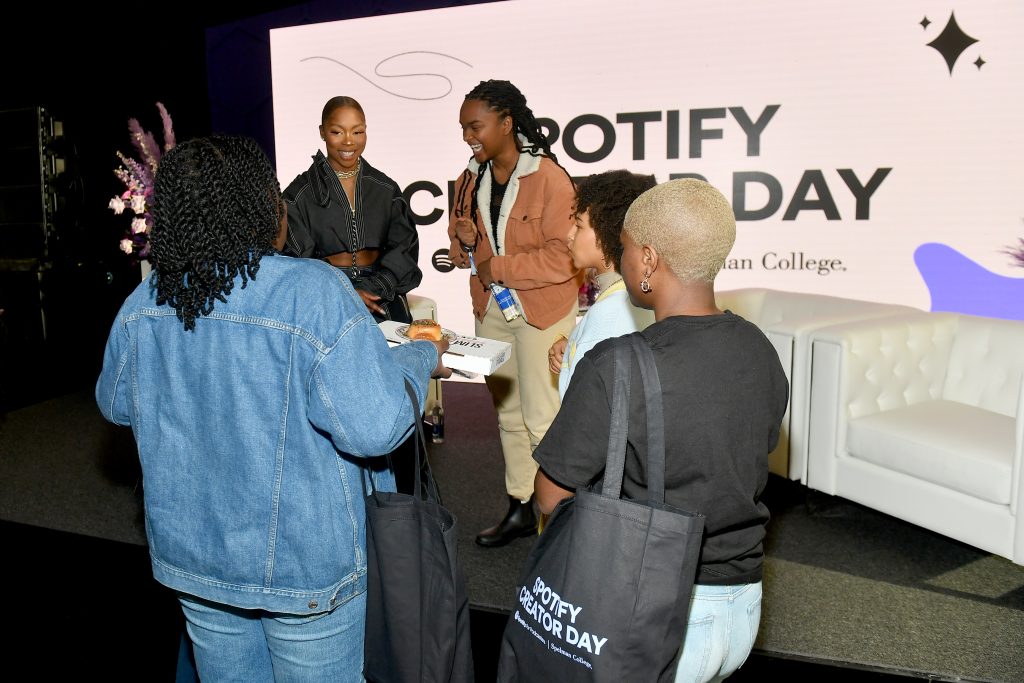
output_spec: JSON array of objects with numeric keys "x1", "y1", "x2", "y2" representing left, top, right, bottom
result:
[{"x1": 96, "y1": 136, "x2": 449, "y2": 682}]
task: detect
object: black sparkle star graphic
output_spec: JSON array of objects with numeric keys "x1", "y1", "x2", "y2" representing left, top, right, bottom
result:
[
  {"x1": 927, "y1": 12, "x2": 979, "y2": 75},
  {"x1": 920, "y1": 16, "x2": 931, "y2": 30},
  {"x1": 974, "y1": 56, "x2": 986, "y2": 70}
]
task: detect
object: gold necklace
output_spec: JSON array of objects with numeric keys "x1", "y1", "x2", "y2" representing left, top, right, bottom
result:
[{"x1": 335, "y1": 158, "x2": 360, "y2": 180}]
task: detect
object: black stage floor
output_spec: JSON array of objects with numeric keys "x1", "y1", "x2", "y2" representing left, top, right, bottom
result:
[{"x1": 1, "y1": 382, "x2": 1021, "y2": 681}]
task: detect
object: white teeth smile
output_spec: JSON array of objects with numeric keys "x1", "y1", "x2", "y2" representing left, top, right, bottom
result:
[
  {"x1": 470, "y1": 144, "x2": 483, "y2": 152},
  {"x1": 341, "y1": 151, "x2": 355, "y2": 158}
]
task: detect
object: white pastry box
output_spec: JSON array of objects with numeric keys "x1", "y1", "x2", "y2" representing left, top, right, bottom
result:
[{"x1": 378, "y1": 320, "x2": 512, "y2": 376}]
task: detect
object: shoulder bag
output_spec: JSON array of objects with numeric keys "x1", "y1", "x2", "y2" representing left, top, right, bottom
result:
[
  {"x1": 363, "y1": 380, "x2": 474, "y2": 682},
  {"x1": 496, "y1": 335, "x2": 705, "y2": 682}
]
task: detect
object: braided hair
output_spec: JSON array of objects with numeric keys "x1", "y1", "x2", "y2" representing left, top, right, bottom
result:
[
  {"x1": 575, "y1": 170, "x2": 657, "y2": 272},
  {"x1": 150, "y1": 136, "x2": 282, "y2": 331},
  {"x1": 463, "y1": 80, "x2": 569, "y2": 228}
]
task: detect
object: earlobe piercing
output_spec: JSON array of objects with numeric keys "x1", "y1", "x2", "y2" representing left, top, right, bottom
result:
[{"x1": 640, "y1": 272, "x2": 652, "y2": 293}]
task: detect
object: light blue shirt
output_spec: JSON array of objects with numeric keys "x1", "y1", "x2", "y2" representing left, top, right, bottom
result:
[{"x1": 559, "y1": 273, "x2": 656, "y2": 398}]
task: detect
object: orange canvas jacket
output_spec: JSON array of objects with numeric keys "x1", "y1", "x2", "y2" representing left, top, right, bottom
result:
[{"x1": 447, "y1": 151, "x2": 581, "y2": 329}]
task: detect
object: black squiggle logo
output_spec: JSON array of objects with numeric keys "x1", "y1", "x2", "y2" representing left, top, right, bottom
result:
[{"x1": 300, "y1": 52, "x2": 473, "y2": 100}]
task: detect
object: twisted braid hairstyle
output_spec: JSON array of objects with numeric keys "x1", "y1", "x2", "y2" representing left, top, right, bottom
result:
[
  {"x1": 575, "y1": 170, "x2": 657, "y2": 272},
  {"x1": 150, "y1": 136, "x2": 282, "y2": 331},
  {"x1": 463, "y1": 79, "x2": 570, "y2": 228}
]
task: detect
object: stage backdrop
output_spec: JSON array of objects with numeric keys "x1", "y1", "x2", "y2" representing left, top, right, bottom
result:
[{"x1": 270, "y1": 0, "x2": 1024, "y2": 341}]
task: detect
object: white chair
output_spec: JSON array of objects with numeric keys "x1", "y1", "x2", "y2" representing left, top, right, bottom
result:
[
  {"x1": 806, "y1": 312, "x2": 1024, "y2": 564},
  {"x1": 407, "y1": 294, "x2": 443, "y2": 414},
  {"x1": 715, "y1": 288, "x2": 918, "y2": 480}
]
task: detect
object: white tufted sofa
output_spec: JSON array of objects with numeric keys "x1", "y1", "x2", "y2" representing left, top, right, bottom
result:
[
  {"x1": 714, "y1": 288, "x2": 919, "y2": 480},
  {"x1": 806, "y1": 312, "x2": 1024, "y2": 564}
]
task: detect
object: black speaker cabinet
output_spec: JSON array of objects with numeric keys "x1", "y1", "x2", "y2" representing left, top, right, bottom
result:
[{"x1": 0, "y1": 107, "x2": 63, "y2": 261}]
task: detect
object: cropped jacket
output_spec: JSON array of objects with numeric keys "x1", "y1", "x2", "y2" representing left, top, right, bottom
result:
[{"x1": 283, "y1": 152, "x2": 421, "y2": 304}]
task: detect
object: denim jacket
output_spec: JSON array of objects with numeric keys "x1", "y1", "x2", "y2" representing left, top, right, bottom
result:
[{"x1": 96, "y1": 254, "x2": 436, "y2": 614}]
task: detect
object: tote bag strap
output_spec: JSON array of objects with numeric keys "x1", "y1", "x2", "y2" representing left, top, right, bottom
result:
[
  {"x1": 599, "y1": 337, "x2": 668, "y2": 504},
  {"x1": 363, "y1": 380, "x2": 441, "y2": 505},
  {"x1": 601, "y1": 343, "x2": 632, "y2": 498},
  {"x1": 627, "y1": 334, "x2": 667, "y2": 505},
  {"x1": 402, "y1": 379, "x2": 443, "y2": 504}
]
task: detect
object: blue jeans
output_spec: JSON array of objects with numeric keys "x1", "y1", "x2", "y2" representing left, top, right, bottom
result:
[
  {"x1": 674, "y1": 582, "x2": 763, "y2": 683},
  {"x1": 179, "y1": 591, "x2": 367, "y2": 683}
]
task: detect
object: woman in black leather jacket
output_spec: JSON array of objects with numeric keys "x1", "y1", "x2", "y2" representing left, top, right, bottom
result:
[{"x1": 282, "y1": 95, "x2": 421, "y2": 323}]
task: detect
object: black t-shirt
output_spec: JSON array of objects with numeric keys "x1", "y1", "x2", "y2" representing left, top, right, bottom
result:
[
  {"x1": 534, "y1": 312, "x2": 789, "y2": 585},
  {"x1": 489, "y1": 176, "x2": 509, "y2": 252}
]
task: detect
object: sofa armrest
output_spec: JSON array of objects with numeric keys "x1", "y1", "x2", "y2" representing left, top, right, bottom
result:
[
  {"x1": 1014, "y1": 375, "x2": 1023, "y2": 519},
  {"x1": 764, "y1": 305, "x2": 919, "y2": 482}
]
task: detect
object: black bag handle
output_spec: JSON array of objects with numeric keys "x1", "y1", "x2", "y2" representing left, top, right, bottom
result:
[
  {"x1": 363, "y1": 379, "x2": 441, "y2": 505},
  {"x1": 601, "y1": 343, "x2": 631, "y2": 498},
  {"x1": 629, "y1": 335, "x2": 666, "y2": 505},
  {"x1": 402, "y1": 379, "x2": 443, "y2": 504},
  {"x1": 600, "y1": 336, "x2": 667, "y2": 505}
]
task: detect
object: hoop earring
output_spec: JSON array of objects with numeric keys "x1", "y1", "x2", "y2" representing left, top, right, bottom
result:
[{"x1": 640, "y1": 273, "x2": 652, "y2": 293}]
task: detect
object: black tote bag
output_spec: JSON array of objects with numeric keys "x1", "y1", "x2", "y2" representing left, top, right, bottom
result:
[
  {"x1": 363, "y1": 381, "x2": 474, "y2": 683},
  {"x1": 496, "y1": 336, "x2": 705, "y2": 683}
]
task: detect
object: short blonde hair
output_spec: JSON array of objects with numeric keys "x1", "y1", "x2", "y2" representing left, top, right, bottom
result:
[{"x1": 623, "y1": 178, "x2": 736, "y2": 283}]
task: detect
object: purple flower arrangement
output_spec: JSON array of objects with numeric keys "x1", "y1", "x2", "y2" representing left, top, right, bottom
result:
[
  {"x1": 108, "y1": 103, "x2": 175, "y2": 261},
  {"x1": 1005, "y1": 237, "x2": 1024, "y2": 268}
]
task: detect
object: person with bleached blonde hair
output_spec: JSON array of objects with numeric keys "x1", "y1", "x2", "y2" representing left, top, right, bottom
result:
[
  {"x1": 533, "y1": 178, "x2": 789, "y2": 683},
  {"x1": 620, "y1": 176, "x2": 737, "y2": 284}
]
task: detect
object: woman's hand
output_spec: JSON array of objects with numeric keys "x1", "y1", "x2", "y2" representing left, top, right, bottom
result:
[
  {"x1": 448, "y1": 243, "x2": 470, "y2": 269},
  {"x1": 429, "y1": 338, "x2": 453, "y2": 379},
  {"x1": 356, "y1": 289, "x2": 385, "y2": 316},
  {"x1": 453, "y1": 217, "x2": 478, "y2": 248},
  {"x1": 548, "y1": 337, "x2": 567, "y2": 374},
  {"x1": 474, "y1": 257, "x2": 494, "y2": 287}
]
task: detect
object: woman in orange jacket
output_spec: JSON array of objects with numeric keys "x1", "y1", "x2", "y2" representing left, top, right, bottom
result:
[{"x1": 448, "y1": 79, "x2": 581, "y2": 547}]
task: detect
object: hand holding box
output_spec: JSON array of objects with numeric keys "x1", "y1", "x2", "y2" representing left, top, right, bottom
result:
[{"x1": 378, "y1": 320, "x2": 511, "y2": 376}]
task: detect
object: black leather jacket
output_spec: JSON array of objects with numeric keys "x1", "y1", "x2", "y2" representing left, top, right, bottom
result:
[{"x1": 282, "y1": 151, "x2": 421, "y2": 303}]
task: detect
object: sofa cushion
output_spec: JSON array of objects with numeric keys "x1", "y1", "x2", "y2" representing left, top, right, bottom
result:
[{"x1": 846, "y1": 400, "x2": 1013, "y2": 505}]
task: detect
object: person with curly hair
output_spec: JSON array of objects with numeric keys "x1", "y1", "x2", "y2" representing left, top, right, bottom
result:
[
  {"x1": 447, "y1": 79, "x2": 581, "y2": 547},
  {"x1": 95, "y1": 135, "x2": 450, "y2": 682},
  {"x1": 547, "y1": 170, "x2": 657, "y2": 398},
  {"x1": 282, "y1": 95, "x2": 421, "y2": 323}
]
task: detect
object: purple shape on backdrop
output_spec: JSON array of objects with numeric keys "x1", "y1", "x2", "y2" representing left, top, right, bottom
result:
[{"x1": 913, "y1": 243, "x2": 1024, "y2": 320}]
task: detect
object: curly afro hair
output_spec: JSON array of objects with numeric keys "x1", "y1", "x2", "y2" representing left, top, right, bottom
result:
[{"x1": 574, "y1": 170, "x2": 657, "y2": 271}]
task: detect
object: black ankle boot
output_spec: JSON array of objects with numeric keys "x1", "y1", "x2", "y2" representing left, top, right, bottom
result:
[{"x1": 475, "y1": 495, "x2": 538, "y2": 547}]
